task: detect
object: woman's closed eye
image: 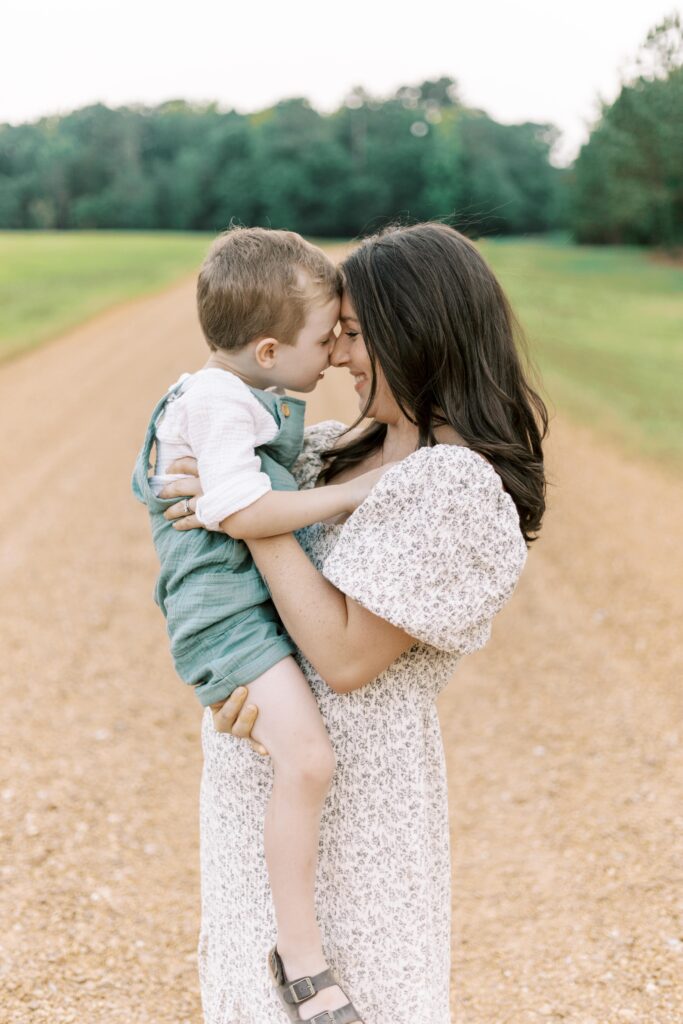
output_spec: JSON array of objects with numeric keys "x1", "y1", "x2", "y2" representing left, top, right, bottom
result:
[{"x1": 344, "y1": 331, "x2": 359, "y2": 339}]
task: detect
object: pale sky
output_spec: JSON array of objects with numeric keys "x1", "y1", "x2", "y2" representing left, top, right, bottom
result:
[{"x1": 1, "y1": 0, "x2": 677, "y2": 164}]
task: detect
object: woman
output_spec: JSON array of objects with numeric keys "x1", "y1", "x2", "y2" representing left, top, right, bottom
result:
[{"x1": 163, "y1": 223, "x2": 547, "y2": 1023}]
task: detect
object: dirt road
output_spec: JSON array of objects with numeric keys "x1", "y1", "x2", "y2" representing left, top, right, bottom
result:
[{"x1": 1, "y1": 278, "x2": 681, "y2": 1024}]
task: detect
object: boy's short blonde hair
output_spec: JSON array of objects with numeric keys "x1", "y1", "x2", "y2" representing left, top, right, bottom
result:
[{"x1": 197, "y1": 226, "x2": 341, "y2": 351}]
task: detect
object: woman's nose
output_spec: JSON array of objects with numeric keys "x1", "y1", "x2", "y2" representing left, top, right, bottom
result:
[{"x1": 330, "y1": 335, "x2": 349, "y2": 366}]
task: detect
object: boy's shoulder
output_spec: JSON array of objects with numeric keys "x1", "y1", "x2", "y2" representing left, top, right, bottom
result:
[
  {"x1": 168, "y1": 368, "x2": 265, "y2": 413},
  {"x1": 158, "y1": 370, "x2": 265, "y2": 429},
  {"x1": 179, "y1": 367, "x2": 252, "y2": 399}
]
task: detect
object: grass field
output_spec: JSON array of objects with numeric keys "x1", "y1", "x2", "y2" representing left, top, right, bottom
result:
[
  {"x1": 481, "y1": 237, "x2": 683, "y2": 467},
  {"x1": 0, "y1": 231, "x2": 209, "y2": 361},
  {"x1": 2, "y1": 231, "x2": 681, "y2": 467}
]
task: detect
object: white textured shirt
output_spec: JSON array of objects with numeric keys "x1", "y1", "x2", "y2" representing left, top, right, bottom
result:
[{"x1": 150, "y1": 369, "x2": 278, "y2": 531}]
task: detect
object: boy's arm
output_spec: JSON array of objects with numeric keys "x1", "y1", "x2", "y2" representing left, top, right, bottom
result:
[
  {"x1": 220, "y1": 468, "x2": 389, "y2": 539},
  {"x1": 184, "y1": 382, "x2": 277, "y2": 531},
  {"x1": 179, "y1": 379, "x2": 390, "y2": 537}
]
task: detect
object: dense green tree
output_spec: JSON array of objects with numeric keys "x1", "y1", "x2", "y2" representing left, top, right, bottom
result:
[
  {"x1": 572, "y1": 14, "x2": 683, "y2": 245},
  {"x1": 0, "y1": 79, "x2": 565, "y2": 236}
]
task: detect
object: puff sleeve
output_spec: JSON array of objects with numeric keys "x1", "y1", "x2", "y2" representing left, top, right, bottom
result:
[
  {"x1": 292, "y1": 420, "x2": 349, "y2": 490},
  {"x1": 322, "y1": 445, "x2": 528, "y2": 655}
]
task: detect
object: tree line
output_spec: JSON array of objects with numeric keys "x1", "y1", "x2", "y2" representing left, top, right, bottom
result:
[
  {"x1": 572, "y1": 14, "x2": 682, "y2": 246},
  {"x1": 0, "y1": 77, "x2": 564, "y2": 238},
  {"x1": 0, "y1": 17, "x2": 680, "y2": 244}
]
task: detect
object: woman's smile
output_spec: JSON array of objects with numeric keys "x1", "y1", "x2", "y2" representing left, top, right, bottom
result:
[{"x1": 351, "y1": 371, "x2": 368, "y2": 392}]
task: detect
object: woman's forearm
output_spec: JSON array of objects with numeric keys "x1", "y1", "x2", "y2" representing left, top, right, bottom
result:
[
  {"x1": 246, "y1": 534, "x2": 413, "y2": 692},
  {"x1": 220, "y1": 485, "x2": 351, "y2": 539}
]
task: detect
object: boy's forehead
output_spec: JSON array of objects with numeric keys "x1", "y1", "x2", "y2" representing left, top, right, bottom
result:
[
  {"x1": 296, "y1": 265, "x2": 335, "y2": 295},
  {"x1": 305, "y1": 291, "x2": 340, "y2": 324},
  {"x1": 301, "y1": 294, "x2": 339, "y2": 333}
]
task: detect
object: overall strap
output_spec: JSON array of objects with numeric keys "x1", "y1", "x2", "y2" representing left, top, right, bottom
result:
[
  {"x1": 131, "y1": 375, "x2": 190, "y2": 505},
  {"x1": 249, "y1": 386, "x2": 306, "y2": 471},
  {"x1": 249, "y1": 386, "x2": 290, "y2": 423}
]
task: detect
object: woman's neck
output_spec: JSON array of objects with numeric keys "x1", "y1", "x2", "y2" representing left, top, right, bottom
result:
[
  {"x1": 382, "y1": 417, "x2": 420, "y2": 462},
  {"x1": 381, "y1": 412, "x2": 465, "y2": 461}
]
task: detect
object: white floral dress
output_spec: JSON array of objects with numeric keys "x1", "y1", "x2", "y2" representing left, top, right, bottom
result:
[{"x1": 198, "y1": 421, "x2": 528, "y2": 1024}]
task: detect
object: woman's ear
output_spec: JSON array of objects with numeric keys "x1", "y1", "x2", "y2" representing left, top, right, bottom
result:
[{"x1": 254, "y1": 337, "x2": 279, "y2": 369}]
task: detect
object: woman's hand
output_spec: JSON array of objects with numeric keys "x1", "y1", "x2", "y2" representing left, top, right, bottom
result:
[
  {"x1": 161, "y1": 458, "x2": 266, "y2": 753},
  {"x1": 159, "y1": 457, "x2": 204, "y2": 530},
  {"x1": 210, "y1": 688, "x2": 268, "y2": 757}
]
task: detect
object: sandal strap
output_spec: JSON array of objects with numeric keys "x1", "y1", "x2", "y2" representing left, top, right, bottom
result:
[
  {"x1": 282, "y1": 966, "x2": 340, "y2": 1005},
  {"x1": 269, "y1": 947, "x2": 339, "y2": 1005},
  {"x1": 268, "y1": 947, "x2": 363, "y2": 1022},
  {"x1": 307, "y1": 1004, "x2": 362, "y2": 1024}
]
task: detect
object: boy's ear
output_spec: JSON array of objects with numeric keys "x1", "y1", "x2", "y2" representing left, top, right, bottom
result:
[{"x1": 254, "y1": 337, "x2": 279, "y2": 368}]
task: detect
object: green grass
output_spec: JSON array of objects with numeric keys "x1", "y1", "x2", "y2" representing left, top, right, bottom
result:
[
  {"x1": 0, "y1": 231, "x2": 210, "y2": 361},
  {"x1": 480, "y1": 237, "x2": 683, "y2": 468},
  {"x1": 2, "y1": 231, "x2": 681, "y2": 468}
]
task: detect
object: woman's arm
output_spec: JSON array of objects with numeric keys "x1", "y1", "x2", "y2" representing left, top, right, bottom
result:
[
  {"x1": 246, "y1": 534, "x2": 415, "y2": 693},
  {"x1": 160, "y1": 459, "x2": 414, "y2": 692}
]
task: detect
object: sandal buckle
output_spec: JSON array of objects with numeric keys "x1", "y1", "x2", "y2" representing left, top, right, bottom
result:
[
  {"x1": 309, "y1": 1014, "x2": 335, "y2": 1024},
  {"x1": 288, "y1": 976, "x2": 316, "y2": 1003}
]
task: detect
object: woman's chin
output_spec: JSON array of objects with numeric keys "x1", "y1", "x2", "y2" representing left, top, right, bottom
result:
[{"x1": 358, "y1": 397, "x2": 377, "y2": 419}]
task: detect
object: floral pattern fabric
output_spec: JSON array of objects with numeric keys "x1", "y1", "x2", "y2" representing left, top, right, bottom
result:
[{"x1": 198, "y1": 421, "x2": 527, "y2": 1024}]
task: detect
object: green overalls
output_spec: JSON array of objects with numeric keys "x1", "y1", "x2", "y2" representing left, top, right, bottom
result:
[{"x1": 131, "y1": 376, "x2": 306, "y2": 706}]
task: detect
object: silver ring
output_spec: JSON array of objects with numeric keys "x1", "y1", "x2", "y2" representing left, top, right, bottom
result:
[{"x1": 183, "y1": 498, "x2": 192, "y2": 516}]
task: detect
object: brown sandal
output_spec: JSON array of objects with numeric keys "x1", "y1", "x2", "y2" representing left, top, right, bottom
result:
[{"x1": 268, "y1": 946, "x2": 364, "y2": 1024}]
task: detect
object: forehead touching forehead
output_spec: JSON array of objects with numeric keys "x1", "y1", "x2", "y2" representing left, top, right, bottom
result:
[
  {"x1": 340, "y1": 290, "x2": 358, "y2": 323},
  {"x1": 297, "y1": 268, "x2": 340, "y2": 333},
  {"x1": 197, "y1": 226, "x2": 340, "y2": 351},
  {"x1": 297, "y1": 267, "x2": 337, "y2": 305}
]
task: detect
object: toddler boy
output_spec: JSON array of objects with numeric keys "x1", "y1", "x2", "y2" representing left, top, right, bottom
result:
[{"x1": 132, "y1": 227, "x2": 366, "y2": 1022}]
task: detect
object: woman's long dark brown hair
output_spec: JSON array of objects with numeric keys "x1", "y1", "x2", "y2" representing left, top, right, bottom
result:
[{"x1": 320, "y1": 223, "x2": 548, "y2": 544}]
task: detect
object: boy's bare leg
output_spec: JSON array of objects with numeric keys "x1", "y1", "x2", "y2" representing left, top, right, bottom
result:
[{"x1": 245, "y1": 657, "x2": 355, "y2": 1020}]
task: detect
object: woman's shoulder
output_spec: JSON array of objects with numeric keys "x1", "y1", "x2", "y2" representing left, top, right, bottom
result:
[
  {"x1": 361, "y1": 443, "x2": 525, "y2": 555},
  {"x1": 322, "y1": 441, "x2": 527, "y2": 655},
  {"x1": 402, "y1": 441, "x2": 488, "y2": 470},
  {"x1": 302, "y1": 419, "x2": 349, "y2": 451},
  {"x1": 294, "y1": 420, "x2": 349, "y2": 489},
  {"x1": 389, "y1": 443, "x2": 507, "y2": 500}
]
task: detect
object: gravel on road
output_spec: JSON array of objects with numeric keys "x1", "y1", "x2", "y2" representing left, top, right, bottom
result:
[{"x1": 1, "y1": 280, "x2": 681, "y2": 1024}]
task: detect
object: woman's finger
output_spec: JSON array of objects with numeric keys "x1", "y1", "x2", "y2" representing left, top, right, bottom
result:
[
  {"x1": 231, "y1": 703, "x2": 258, "y2": 740},
  {"x1": 172, "y1": 514, "x2": 202, "y2": 530},
  {"x1": 164, "y1": 497, "x2": 196, "y2": 521},
  {"x1": 211, "y1": 691, "x2": 264, "y2": 750},
  {"x1": 210, "y1": 688, "x2": 248, "y2": 732},
  {"x1": 167, "y1": 457, "x2": 199, "y2": 476},
  {"x1": 158, "y1": 476, "x2": 202, "y2": 500}
]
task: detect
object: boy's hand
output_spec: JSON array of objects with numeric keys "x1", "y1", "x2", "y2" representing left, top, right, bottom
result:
[
  {"x1": 342, "y1": 462, "x2": 398, "y2": 513},
  {"x1": 160, "y1": 458, "x2": 204, "y2": 530},
  {"x1": 210, "y1": 688, "x2": 268, "y2": 757}
]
